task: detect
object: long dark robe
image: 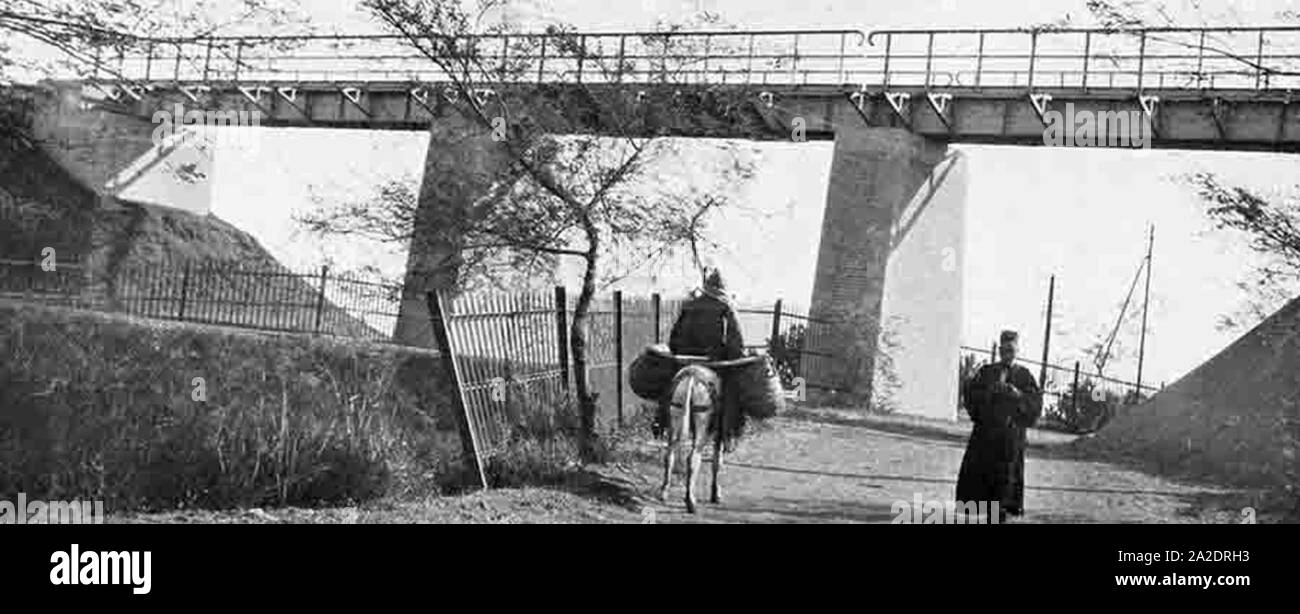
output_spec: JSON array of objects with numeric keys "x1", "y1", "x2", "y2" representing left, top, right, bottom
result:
[{"x1": 955, "y1": 361, "x2": 1042, "y2": 517}]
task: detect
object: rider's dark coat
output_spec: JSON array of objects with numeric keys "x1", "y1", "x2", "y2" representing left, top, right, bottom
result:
[
  {"x1": 658, "y1": 290, "x2": 746, "y2": 447},
  {"x1": 668, "y1": 290, "x2": 744, "y2": 362}
]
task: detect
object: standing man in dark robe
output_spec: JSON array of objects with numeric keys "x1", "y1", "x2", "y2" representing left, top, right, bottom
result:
[
  {"x1": 655, "y1": 268, "x2": 746, "y2": 446},
  {"x1": 956, "y1": 329, "x2": 1043, "y2": 522}
]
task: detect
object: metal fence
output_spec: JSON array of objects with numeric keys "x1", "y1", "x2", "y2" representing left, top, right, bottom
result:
[
  {"x1": 0, "y1": 258, "x2": 402, "y2": 340},
  {"x1": 959, "y1": 344, "x2": 1161, "y2": 432},
  {"x1": 2, "y1": 255, "x2": 846, "y2": 462},
  {"x1": 734, "y1": 300, "x2": 838, "y2": 392},
  {"x1": 0, "y1": 257, "x2": 94, "y2": 307},
  {"x1": 428, "y1": 287, "x2": 834, "y2": 457},
  {"x1": 76, "y1": 25, "x2": 1300, "y2": 92},
  {"x1": 90, "y1": 29, "x2": 870, "y2": 86},
  {"x1": 866, "y1": 27, "x2": 1300, "y2": 91}
]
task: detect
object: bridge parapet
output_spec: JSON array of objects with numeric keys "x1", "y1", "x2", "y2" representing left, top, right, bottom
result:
[
  {"x1": 867, "y1": 26, "x2": 1300, "y2": 93},
  {"x1": 70, "y1": 25, "x2": 1300, "y2": 95},
  {"x1": 85, "y1": 29, "x2": 868, "y2": 87},
  {"x1": 26, "y1": 24, "x2": 1300, "y2": 148}
]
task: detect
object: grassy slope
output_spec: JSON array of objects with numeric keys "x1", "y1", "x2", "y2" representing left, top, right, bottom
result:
[
  {"x1": 0, "y1": 297, "x2": 463, "y2": 511},
  {"x1": 109, "y1": 485, "x2": 646, "y2": 524},
  {"x1": 0, "y1": 126, "x2": 380, "y2": 339},
  {"x1": 1082, "y1": 295, "x2": 1299, "y2": 495}
]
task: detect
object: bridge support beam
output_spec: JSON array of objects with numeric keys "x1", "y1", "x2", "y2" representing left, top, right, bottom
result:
[
  {"x1": 804, "y1": 127, "x2": 967, "y2": 420},
  {"x1": 393, "y1": 106, "x2": 512, "y2": 348},
  {"x1": 28, "y1": 86, "x2": 216, "y2": 214}
]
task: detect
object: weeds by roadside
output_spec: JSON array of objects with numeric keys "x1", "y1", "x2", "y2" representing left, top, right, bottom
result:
[{"x1": 479, "y1": 395, "x2": 652, "y2": 490}]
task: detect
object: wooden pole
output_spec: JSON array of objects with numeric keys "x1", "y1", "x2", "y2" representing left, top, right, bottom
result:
[
  {"x1": 314, "y1": 265, "x2": 329, "y2": 333},
  {"x1": 1072, "y1": 361, "x2": 1081, "y2": 416},
  {"x1": 178, "y1": 262, "x2": 191, "y2": 321},
  {"x1": 554, "y1": 286, "x2": 570, "y2": 392},
  {"x1": 771, "y1": 299, "x2": 783, "y2": 350},
  {"x1": 426, "y1": 291, "x2": 487, "y2": 490},
  {"x1": 1039, "y1": 275, "x2": 1055, "y2": 387},
  {"x1": 1136, "y1": 224, "x2": 1154, "y2": 395},
  {"x1": 652, "y1": 293, "x2": 661, "y2": 344},
  {"x1": 614, "y1": 290, "x2": 624, "y2": 428}
]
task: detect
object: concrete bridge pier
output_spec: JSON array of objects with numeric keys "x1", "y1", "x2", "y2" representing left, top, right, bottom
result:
[
  {"x1": 16, "y1": 86, "x2": 219, "y2": 308},
  {"x1": 393, "y1": 106, "x2": 513, "y2": 349},
  {"x1": 803, "y1": 126, "x2": 968, "y2": 420}
]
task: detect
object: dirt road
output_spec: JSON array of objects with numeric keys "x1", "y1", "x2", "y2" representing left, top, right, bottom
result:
[
  {"x1": 112, "y1": 406, "x2": 1276, "y2": 524},
  {"x1": 622, "y1": 407, "x2": 1268, "y2": 524}
]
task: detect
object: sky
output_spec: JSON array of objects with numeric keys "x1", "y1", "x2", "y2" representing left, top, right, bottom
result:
[{"x1": 16, "y1": 0, "x2": 1300, "y2": 389}]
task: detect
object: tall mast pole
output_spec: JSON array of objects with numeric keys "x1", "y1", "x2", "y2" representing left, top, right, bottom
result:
[
  {"x1": 1039, "y1": 274, "x2": 1055, "y2": 387},
  {"x1": 1136, "y1": 224, "x2": 1154, "y2": 396}
]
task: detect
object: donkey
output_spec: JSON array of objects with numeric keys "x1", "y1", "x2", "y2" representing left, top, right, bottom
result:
[{"x1": 658, "y1": 357, "x2": 755, "y2": 514}]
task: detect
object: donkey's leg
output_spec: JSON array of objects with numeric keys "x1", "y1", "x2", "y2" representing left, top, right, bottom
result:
[
  {"x1": 659, "y1": 411, "x2": 676, "y2": 502},
  {"x1": 711, "y1": 391, "x2": 736, "y2": 504},
  {"x1": 710, "y1": 431, "x2": 724, "y2": 504},
  {"x1": 682, "y1": 379, "x2": 698, "y2": 514},
  {"x1": 686, "y1": 408, "x2": 710, "y2": 514}
]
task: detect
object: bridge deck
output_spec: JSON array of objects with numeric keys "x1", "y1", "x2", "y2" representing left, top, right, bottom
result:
[{"x1": 37, "y1": 25, "x2": 1300, "y2": 150}]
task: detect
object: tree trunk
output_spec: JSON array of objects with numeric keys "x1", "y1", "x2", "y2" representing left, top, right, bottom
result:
[{"x1": 570, "y1": 239, "x2": 600, "y2": 460}]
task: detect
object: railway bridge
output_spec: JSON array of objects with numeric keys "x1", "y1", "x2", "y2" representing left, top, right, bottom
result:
[{"x1": 25, "y1": 24, "x2": 1300, "y2": 419}]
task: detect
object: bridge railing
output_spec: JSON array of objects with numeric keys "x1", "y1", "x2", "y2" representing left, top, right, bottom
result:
[
  {"x1": 94, "y1": 30, "x2": 875, "y2": 87},
  {"x1": 864, "y1": 26, "x2": 1300, "y2": 91},
  {"x1": 66, "y1": 25, "x2": 1300, "y2": 93}
]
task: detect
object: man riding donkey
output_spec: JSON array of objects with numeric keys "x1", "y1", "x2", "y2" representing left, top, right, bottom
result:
[{"x1": 654, "y1": 267, "x2": 750, "y2": 513}]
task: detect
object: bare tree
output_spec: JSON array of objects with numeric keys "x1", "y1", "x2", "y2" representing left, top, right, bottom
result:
[
  {"x1": 352, "y1": 0, "x2": 763, "y2": 456},
  {"x1": 1, "y1": 0, "x2": 314, "y2": 149},
  {"x1": 299, "y1": 141, "x2": 756, "y2": 294},
  {"x1": 1024, "y1": 0, "x2": 1300, "y2": 339},
  {"x1": 1044, "y1": 1, "x2": 1300, "y2": 86},
  {"x1": 1, "y1": 0, "x2": 314, "y2": 83},
  {"x1": 1189, "y1": 172, "x2": 1300, "y2": 330}
]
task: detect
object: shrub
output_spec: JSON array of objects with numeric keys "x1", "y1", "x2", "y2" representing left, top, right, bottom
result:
[
  {"x1": 766, "y1": 323, "x2": 805, "y2": 389},
  {"x1": 0, "y1": 299, "x2": 465, "y2": 511},
  {"x1": 1051, "y1": 380, "x2": 1121, "y2": 434}
]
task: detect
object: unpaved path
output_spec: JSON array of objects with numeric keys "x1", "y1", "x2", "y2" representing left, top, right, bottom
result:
[
  {"x1": 111, "y1": 406, "x2": 1278, "y2": 524},
  {"x1": 620, "y1": 407, "x2": 1271, "y2": 524}
]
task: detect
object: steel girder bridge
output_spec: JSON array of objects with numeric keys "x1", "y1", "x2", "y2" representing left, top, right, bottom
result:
[{"x1": 42, "y1": 25, "x2": 1300, "y2": 149}]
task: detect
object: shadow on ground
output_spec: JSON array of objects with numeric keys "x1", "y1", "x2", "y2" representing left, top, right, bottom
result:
[
  {"x1": 782, "y1": 407, "x2": 975, "y2": 448},
  {"x1": 784, "y1": 407, "x2": 1254, "y2": 483},
  {"x1": 655, "y1": 496, "x2": 900, "y2": 524},
  {"x1": 557, "y1": 468, "x2": 646, "y2": 510},
  {"x1": 778, "y1": 406, "x2": 1294, "y2": 522}
]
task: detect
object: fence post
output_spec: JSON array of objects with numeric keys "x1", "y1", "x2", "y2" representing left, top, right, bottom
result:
[
  {"x1": 23, "y1": 259, "x2": 34, "y2": 302},
  {"x1": 203, "y1": 39, "x2": 214, "y2": 82},
  {"x1": 614, "y1": 290, "x2": 624, "y2": 428},
  {"x1": 652, "y1": 292, "x2": 661, "y2": 343},
  {"x1": 177, "y1": 262, "x2": 191, "y2": 320},
  {"x1": 314, "y1": 265, "x2": 329, "y2": 333},
  {"x1": 1072, "y1": 361, "x2": 1081, "y2": 416},
  {"x1": 426, "y1": 291, "x2": 488, "y2": 490},
  {"x1": 554, "y1": 286, "x2": 570, "y2": 392},
  {"x1": 770, "y1": 299, "x2": 783, "y2": 349}
]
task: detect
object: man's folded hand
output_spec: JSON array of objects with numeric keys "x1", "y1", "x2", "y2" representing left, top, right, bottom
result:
[{"x1": 993, "y1": 382, "x2": 1021, "y2": 397}]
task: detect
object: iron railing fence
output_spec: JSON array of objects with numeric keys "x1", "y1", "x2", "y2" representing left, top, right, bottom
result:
[{"x1": 41, "y1": 25, "x2": 1297, "y2": 93}]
